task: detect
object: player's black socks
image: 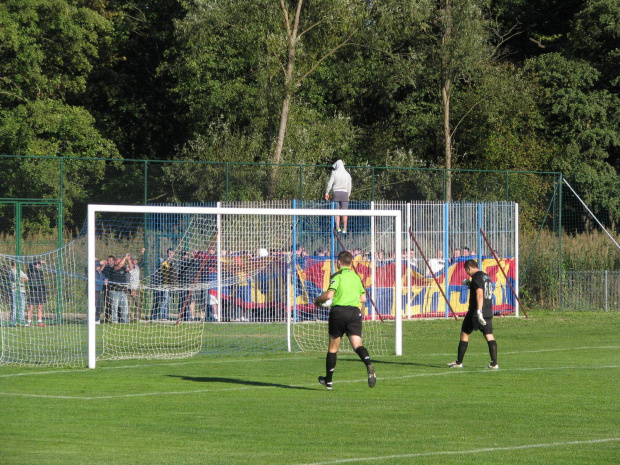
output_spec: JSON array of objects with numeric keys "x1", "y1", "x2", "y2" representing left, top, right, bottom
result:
[
  {"x1": 326, "y1": 352, "x2": 337, "y2": 383},
  {"x1": 457, "y1": 341, "x2": 468, "y2": 364},
  {"x1": 487, "y1": 340, "x2": 498, "y2": 365},
  {"x1": 355, "y1": 346, "x2": 371, "y2": 367}
]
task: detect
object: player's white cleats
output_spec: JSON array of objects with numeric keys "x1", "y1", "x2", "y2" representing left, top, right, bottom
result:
[
  {"x1": 447, "y1": 361, "x2": 463, "y2": 368},
  {"x1": 476, "y1": 310, "x2": 486, "y2": 326},
  {"x1": 485, "y1": 363, "x2": 499, "y2": 370}
]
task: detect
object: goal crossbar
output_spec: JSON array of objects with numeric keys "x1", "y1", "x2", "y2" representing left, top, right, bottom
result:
[{"x1": 87, "y1": 204, "x2": 402, "y2": 368}]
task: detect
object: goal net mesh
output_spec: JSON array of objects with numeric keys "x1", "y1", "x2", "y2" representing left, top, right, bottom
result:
[
  {"x1": 91, "y1": 208, "x2": 398, "y2": 364},
  {"x1": 0, "y1": 207, "x2": 399, "y2": 367},
  {"x1": 0, "y1": 237, "x2": 88, "y2": 367}
]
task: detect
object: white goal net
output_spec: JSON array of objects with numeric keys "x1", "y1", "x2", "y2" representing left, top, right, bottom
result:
[
  {"x1": 87, "y1": 205, "x2": 402, "y2": 368},
  {"x1": 0, "y1": 238, "x2": 88, "y2": 367}
]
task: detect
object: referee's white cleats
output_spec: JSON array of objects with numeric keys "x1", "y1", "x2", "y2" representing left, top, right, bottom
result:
[
  {"x1": 318, "y1": 376, "x2": 333, "y2": 390},
  {"x1": 367, "y1": 364, "x2": 376, "y2": 388},
  {"x1": 447, "y1": 361, "x2": 463, "y2": 368}
]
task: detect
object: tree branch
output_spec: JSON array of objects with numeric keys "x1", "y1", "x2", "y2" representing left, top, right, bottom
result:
[
  {"x1": 528, "y1": 36, "x2": 546, "y2": 49},
  {"x1": 294, "y1": 28, "x2": 358, "y2": 86},
  {"x1": 450, "y1": 98, "x2": 485, "y2": 139},
  {"x1": 280, "y1": 0, "x2": 291, "y2": 36},
  {"x1": 298, "y1": 19, "x2": 324, "y2": 39}
]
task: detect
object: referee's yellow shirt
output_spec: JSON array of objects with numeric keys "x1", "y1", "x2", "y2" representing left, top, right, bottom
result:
[{"x1": 328, "y1": 267, "x2": 365, "y2": 307}]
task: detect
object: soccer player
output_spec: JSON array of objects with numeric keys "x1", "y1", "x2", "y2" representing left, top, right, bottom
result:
[
  {"x1": 447, "y1": 259, "x2": 499, "y2": 369},
  {"x1": 314, "y1": 250, "x2": 376, "y2": 390}
]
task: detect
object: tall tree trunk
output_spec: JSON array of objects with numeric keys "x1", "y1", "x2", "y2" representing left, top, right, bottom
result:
[
  {"x1": 267, "y1": 0, "x2": 303, "y2": 200},
  {"x1": 440, "y1": 0, "x2": 453, "y2": 201},
  {"x1": 442, "y1": 79, "x2": 452, "y2": 201}
]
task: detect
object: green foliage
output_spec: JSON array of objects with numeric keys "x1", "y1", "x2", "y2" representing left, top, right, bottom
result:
[
  {"x1": 85, "y1": 0, "x2": 188, "y2": 160},
  {"x1": 0, "y1": 99, "x2": 119, "y2": 226},
  {"x1": 169, "y1": 0, "x2": 282, "y2": 136},
  {"x1": 571, "y1": 0, "x2": 620, "y2": 85},
  {"x1": 0, "y1": 0, "x2": 620, "y2": 238},
  {"x1": 0, "y1": 0, "x2": 109, "y2": 105}
]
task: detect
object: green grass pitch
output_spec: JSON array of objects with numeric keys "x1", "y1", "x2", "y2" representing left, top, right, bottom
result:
[{"x1": 1, "y1": 311, "x2": 619, "y2": 464}]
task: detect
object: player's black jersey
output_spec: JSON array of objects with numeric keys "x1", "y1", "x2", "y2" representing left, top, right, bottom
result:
[{"x1": 468, "y1": 270, "x2": 493, "y2": 318}]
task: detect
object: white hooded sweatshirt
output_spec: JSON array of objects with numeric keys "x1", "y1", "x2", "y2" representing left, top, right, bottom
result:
[{"x1": 325, "y1": 160, "x2": 352, "y2": 196}]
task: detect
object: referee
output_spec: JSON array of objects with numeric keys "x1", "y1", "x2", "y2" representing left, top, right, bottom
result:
[
  {"x1": 314, "y1": 251, "x2": 376, "y2": 390},
  {"x1": 447, "y1": 259, "x2": 499, "y2": 369}
]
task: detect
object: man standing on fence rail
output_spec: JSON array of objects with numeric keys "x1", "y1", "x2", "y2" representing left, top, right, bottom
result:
[
  {"x1": 447, "y1": 259, "x2": 499, "y2": 369},
  {"x1": 324, "y1": 159, "x2": 352, "y2": 234}
]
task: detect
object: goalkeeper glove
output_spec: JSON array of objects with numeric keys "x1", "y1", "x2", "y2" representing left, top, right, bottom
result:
[{"x1": 476, "y1": 310, "x2": 486, "y2": 326}]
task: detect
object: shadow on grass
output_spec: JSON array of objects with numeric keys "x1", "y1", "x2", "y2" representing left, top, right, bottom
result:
[
  {"x1": 166, "y1": 375, "x2": 316, "y2": 390},
  {"x1": 338, "y1": 358, "x2": 444, "y2": 369}
]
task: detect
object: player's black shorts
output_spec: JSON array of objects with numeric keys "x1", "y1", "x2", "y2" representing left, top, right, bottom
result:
[
  {"x1": 328, "y1": 306, "x2": 362, "y2": 338},
  {"x1": 461, "y1": 311, "x2": 493, "y2": 335}
]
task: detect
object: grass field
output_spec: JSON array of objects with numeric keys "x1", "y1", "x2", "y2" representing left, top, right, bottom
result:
[{"x1": 1, "y1": 311, "x2": 619, "y2": 464}]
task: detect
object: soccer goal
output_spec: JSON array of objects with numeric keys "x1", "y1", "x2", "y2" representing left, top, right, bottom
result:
[{"x1": 87, "y1": 205, "x2": 402, "y2": 369}]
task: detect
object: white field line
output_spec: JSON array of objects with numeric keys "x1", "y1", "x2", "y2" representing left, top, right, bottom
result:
[
  {"x1": 299, "y1": 438, "x2": 620, "y2": 465},
  {"x1": 1, "y1": 345, "x2": 618, "y2": 379},
  {"x1": 0, "y1": 364, "x2": 618, "y2": 400},
  {"x1": 425, "y1": 345, "x2": 620, "y2": 357}
]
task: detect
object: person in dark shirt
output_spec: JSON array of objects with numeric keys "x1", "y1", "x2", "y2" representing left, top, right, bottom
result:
[
  {"x1": 101, "y1": 256, "x2": 116, "y2": 323},
  {"x1": 151, "y1": 249, "x2": 176, "y2": 320},
  {"x1": 447, "y1": 259, "x2": 498, "y2": 369},
  {"x1": 27, "y1": 260, "x2": 47, "y2": 326},
  {"x1": 109, "y1": 254, "x2": 130, "y2": 323},
  {"x1": 178, "y1": 251, "x2": 199, "y2": 321}
]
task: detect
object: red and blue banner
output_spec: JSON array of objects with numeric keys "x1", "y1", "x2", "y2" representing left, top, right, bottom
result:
[{"x1": 213, "y1": 255, "x2": 517, "y2": 317}]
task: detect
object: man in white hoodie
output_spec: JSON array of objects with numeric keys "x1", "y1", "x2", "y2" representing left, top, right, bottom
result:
[{"x1": 324, "y1": 159, "x2": 352, "y2": 233}]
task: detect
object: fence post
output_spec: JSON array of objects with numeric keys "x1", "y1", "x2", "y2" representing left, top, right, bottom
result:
[
  {"x1": 605, "y1": 270, "x2": 609, "y2": 312},
  {"x1": 558, "y1": 173, "x2": 563, "y2": 310},
  {"x1": 443, "y1": 202, "x2": 449, "y2": 318},
  {"x1": 143, "y1": 160, "x2": 148, "y2": 205},
  {"x1": 15, "y1": 202, "x2": 22, "y2": 256},
  {"x1": 226, "y1": 163, "x2": 229, "y2": 201},
  {"x1": 371, "y1": 167, "x2": 375, "y2": 201},
  {"x1": 442, "y1": 169, "x2": 447, "y2": 201}
]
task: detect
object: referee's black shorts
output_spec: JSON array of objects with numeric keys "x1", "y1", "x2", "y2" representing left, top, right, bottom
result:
[
  {"x1": 461, "y1": 311, "x2": 493, "y2": 335},
  {"x1": 328, "y1": 305, "x2": 363, "y2": 338}
]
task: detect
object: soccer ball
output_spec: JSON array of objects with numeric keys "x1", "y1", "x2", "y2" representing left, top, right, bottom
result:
[{"x1": 320, "y1": 298, "x2": 333, "y2": 308}]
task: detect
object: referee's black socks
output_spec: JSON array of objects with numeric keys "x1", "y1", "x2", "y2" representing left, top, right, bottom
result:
[
  {"x1": 326, "y1": 352, "x2": 337, "y2": 383},
  {"x1": 355, "y1": 346, "x2": 371, "y2": 367}
]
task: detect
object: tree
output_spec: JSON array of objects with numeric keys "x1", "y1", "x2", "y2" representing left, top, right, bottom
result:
[
  {"x1": 0, "y1": 0, "x2": 109, "y2": 106},
  {"x1": 85, "y1": 0, "x2": 188, "y2": 161},
  {"x1": 436, "y1": 0, "x2": 494, "y2": 199},
  {"x1": 0, "y1": 0, "x2": 120, "y2": 228},
  {"x1": 525, "y1": 52, "x2": 620, "y2": 220},
  {"x1": 266, "y1": 0, "x2": 363, "y2": 198},
  {"x1": 0, "y1": 99, "x2": 119, "y2": 227},
  {"x1": 169, "y1": 0, "x2": 366, "y2": 198}
]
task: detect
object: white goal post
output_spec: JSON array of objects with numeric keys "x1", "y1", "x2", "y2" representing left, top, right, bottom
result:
[{"x1": 87, "y1": 205, "x2": 403, "y2": 369}]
